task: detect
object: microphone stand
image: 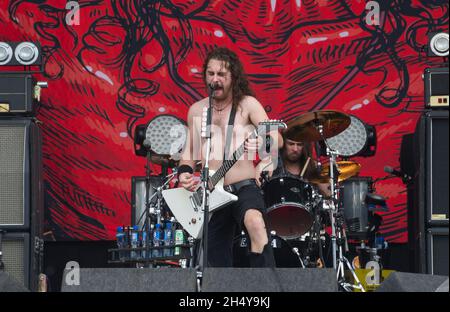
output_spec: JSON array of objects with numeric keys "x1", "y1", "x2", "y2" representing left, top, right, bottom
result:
[
  {"x1": 198, "y1": 86, "x2": 214, "y2": 288},
  {"x1": 320, "y1": 126, "x2": 364, "y2": 292},
  {"x1": 0, "y1": 230, "x2": 5, "y2": 271},
  {"x1": 143, "y1": 143, "x2": 155, "y2": 266}
]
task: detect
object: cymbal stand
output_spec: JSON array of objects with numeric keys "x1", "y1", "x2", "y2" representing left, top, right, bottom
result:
[
  {"x1": 137, "y1": 170, "x2": 178, "y2": 231},
  {"x1": 292, "y1": 247, "x2": 306, "y2": 268},
  {"x1": 311, "y1": 196, "x2": 326, "y2": 268},
  {"x1": 318, "y1": 124, "x2": 365, "y2": 292}
]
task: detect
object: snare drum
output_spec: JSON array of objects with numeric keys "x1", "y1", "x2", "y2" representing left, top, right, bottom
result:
[{"x1": 262, "y1": 175, "x2": 314, "y2": 239}]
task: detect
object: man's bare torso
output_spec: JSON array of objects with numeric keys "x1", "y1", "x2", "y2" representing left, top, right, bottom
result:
[{"x1": 190, "y1": 96, "x2": 258, "y2": 185}]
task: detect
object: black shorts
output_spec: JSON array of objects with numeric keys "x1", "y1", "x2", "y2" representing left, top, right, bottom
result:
[
  {"x1": 230, "y1": 182, "x2": 266, "y2": 227},
  {"x1": 207, "y1": 180, "x2": 267, "y2": 267}
]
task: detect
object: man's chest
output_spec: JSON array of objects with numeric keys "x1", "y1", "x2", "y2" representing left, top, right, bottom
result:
[{"x1": 211, "y1": 112, "x2": 251, "y2": 140}]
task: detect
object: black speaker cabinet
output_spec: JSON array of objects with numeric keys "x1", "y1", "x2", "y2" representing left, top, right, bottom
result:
[
  {"x1": 410, "y1": 111, "x2": 449, "y2": 274},
  {"x1": 0, "y1": 74, "x2": 36, "y2": 115},
  {"x1": 0, "y1": 118, "x2": 43, "y2": 231},
  {"x1": 0, "y1": 118, "x2": 43, "y2": 290},
  {"x1": 0, "y1": 271, "x2": 30, "y2": 292},
  {"x1": 424, "y1": 67, "x2": 449, "y2": 108},
  {"x1": 427, "y1": 227, "x2": 449, "y2": 276},
  {"x1": 1, "y1": 232, "x2": 31, "y2": 289},
  {"x1": 415, "y1": 110, "x2": 449, "y2": 226}
]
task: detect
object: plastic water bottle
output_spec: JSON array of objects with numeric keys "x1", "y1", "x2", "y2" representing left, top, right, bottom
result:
[
  {"x1": 116, "y1": 226, "x2": 125, "y2": 260},
  {"x1": 148, "y1": 224, "x2": 155, "y2": 260},
  {"x1": 163, "y1": 222, "x2": 174, "y2": 257},
  {"x1": 375, "y1": 234, "x2": 386, "y2": 250},
  {"x1": 141, "y1": 229, "x2": 148, "y2": 259},
  {"x1": 174, "y1": 229, "x2": 185, "y2": 256},
  {"x1": 152, "y1": 223, "x2": 163, "y2": 258},
  {"x1": 130, "y1": 225, "x2": 139, "y2": 259}
]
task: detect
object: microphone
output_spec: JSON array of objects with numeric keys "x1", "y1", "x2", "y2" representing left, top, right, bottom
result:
[
  {"x1": 384, "y1": 166, "x2": 412, "y2": 183},
  {"x1": 208, "y1": 82, "x2": 219, "y2": 90}
]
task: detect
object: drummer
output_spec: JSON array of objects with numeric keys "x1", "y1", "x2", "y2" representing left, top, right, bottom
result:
[{"x1": 256, "y1": 132, "x2": 331, "y2": 197}]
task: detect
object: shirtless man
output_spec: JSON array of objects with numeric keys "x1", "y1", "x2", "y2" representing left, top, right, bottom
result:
[{"x1": 177, "y1": 47, "x2": 282, "y2": 267}]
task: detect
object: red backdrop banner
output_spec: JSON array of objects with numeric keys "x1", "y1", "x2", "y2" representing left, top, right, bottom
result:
[{"x1": 0, "y1": 0, "x2": 448, "y2": 242}]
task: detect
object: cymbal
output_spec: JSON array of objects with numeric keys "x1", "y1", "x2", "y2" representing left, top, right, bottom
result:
[
  {"x1": 309, "y1": 161, "x2": 361, "y2": 184},
  {"x1": 285, "y1": 110, "x2": 351, "y2": 142}
]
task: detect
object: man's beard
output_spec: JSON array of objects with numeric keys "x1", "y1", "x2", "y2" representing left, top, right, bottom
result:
[{"x1": 285, "y1": 153, "x2": 301, "y2": 163}]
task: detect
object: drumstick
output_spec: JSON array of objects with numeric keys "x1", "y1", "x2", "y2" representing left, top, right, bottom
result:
[{"x1": 300, "y1": 157, "x2": 311, "y2": 179}]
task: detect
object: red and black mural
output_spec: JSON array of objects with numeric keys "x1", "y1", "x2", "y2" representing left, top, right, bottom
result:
[{"x1": 0, "y1": 0, "x2": 448, "y2": 242}]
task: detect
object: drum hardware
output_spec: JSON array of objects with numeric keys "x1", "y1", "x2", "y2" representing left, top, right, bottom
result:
[
  {"x1": 292, "y1": 247, "x2": 306, "y2": 268},
  {"x1": 136, "y1": 170, "x2": 177, "y2": 230},
  {"x1": 299, "y1": 111, "x2": 365, "y2": 292},
  {"x1": 309, "y1": 161, "x2": 361, "y2": 184},
  {"x1": 285, "y1": 110, "x2": 351, "y2": 142},
  {"x1": 262, "y1": 175, "x2": 314, "y2": 239}
]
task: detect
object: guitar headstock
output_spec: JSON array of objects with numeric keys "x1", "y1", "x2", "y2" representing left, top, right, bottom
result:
[{"x1": 257, "y1": 120, "x2": 287, "y2": 133}]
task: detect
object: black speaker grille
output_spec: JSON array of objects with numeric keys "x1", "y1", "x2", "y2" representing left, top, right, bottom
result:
[
  {"x1": 2, "y1": 233, "x2": 30, "y2": 288},
  {"x1": 427, "y1": 228, "x2": 449, "y2": 276},
  {"x1": 3, "y1": 240, "x2": 25, "y2": 285},
  {"x1": 0, "y1": 123, "x2": 26, "y2": 227},
  {"x1": 429, "y1": 113, "x2": 449, "y2": 222}
]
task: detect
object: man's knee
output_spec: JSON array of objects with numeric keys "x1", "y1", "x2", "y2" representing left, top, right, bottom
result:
[{"x1": 243, "y1": 209, "x2": 266, "y2": 234}]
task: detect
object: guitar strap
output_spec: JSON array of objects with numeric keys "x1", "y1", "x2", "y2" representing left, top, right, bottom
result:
[{"x1": 223, "y1": 105, "x2": 237, "y2": 173}]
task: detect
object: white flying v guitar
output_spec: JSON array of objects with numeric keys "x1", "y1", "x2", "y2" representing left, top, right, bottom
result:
[{"x1": 162, "y1": 120, "x2": 286, "y2": 239}]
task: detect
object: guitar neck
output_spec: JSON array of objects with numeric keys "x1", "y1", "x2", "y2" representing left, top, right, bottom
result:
[{"x1": 209, "y1": 131, "x2": 256, "y2": 186}]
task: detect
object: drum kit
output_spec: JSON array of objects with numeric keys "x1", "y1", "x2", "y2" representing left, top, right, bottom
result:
[{"x1": 134, "y1": 110, "x2": 385, "y2": 291}]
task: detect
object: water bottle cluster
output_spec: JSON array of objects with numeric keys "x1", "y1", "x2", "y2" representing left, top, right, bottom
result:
[{"x1": 115, "y1": 220, "x2": 186, "y2": 261}]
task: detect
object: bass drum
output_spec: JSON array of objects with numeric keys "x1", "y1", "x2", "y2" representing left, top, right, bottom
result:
[
  {"x1": 262, "y1": 175, "x2": 314, "y2": 239},
  {"x1": 232, "y1": 233, "x2": 301, "y2": 268}
]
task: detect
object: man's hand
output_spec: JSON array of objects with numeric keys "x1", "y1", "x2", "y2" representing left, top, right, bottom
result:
[
  {"x1": 255, "y1": 158, "x2": 274, "y2": 187},
  {"x1": 178, "y1": 172, "x2": 197, "y2": 191},
  {"x1": 244, "y1": 136, "x2": 264, "y2": 153}
]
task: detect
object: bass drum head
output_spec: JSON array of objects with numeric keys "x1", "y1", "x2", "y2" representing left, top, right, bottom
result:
[
  {"x1": 266, "y1": 203, "x2": 313, "y2": 239},
  {"x1": 262, "y1": 175, "x2": 314, "y2": 239}
]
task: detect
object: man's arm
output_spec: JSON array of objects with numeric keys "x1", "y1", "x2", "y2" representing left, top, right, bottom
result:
[
  {"x1": 179, "y1": 104, "x2": 199, "y2": 169},
  {"x1": 178, "y1": 104, "x2": 200, "y2": 190}
]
